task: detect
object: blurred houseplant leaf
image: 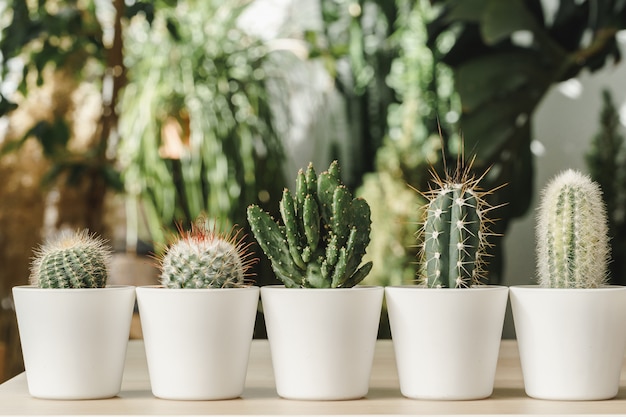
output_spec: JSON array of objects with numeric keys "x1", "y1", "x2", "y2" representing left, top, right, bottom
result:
[
  {"x1": 427, "y1": 0, "x2": 626, "y2": 282},
  {"x1": 118, "y1": 1, "x2": 285, "y2": 247},
  {"x1": 586, "y1": 90, "x2": 626, "y2": 285}
]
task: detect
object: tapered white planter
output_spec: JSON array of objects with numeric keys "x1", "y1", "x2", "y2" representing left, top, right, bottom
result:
[
  {"x1": 12, "y1": 285, "x2": 136, "y2": 400},
  {"x1": 136, "y1": 285, "x2": 259, "y2": 400},
  {"x1": 261, "y1": 285, "x2": 383, "y2": 400},
  {"x1": 510, "y1": 285, "x2": 626, "y2": 400},
  {"x1": 385, "y1": 285, "x2": 508, "y2": 400}
]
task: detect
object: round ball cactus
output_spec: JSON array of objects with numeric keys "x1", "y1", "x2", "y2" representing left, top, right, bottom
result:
[
  {"x1": 158, "y1": 220, "x2": 256, "y2": 289},
  {"x1": 30, "y1": 229, "x2": 111, "y2": 288}
]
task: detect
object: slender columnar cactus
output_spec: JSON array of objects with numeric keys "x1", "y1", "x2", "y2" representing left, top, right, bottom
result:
[
  {"x1": 30, "y1": 229, "x2": 111, "y2": 288},
  {"x1": 536, "y1": 169, "x2": 610, "y2": 288},
  {"x1": 247, "y1": 161, "x2": 373, "y2": 288},
  {"x1": 418, "y1": 159, "x2": 497, "y2": 288},
  {"x1": 158, "y1": 219, "x2": 256, "y2": 288}
]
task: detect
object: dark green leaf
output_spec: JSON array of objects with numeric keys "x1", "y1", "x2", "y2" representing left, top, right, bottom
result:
[
  {"x1": 126, "y1": 2, "x2": 155, "y2": 24},
  {"x1": 455, "y1": 49, "x2": 549, "y2": 111},
  {"x1": 166, "y1": 18, "x2": 180, "y2": 41},
  {"x1": 461, "y1": 94, "x2": 535, "y2": 163},
  {"x1": 40, "y1": 164, "x2": 65, "y2": 187},
  {"x1": 443, "y1": 0, "x2": 485, "y2": 24},
  {"x1": 550, "y1": 0, "x2": 587, "y2": 51},
  {"x1": 0, "y1": 137, "x2": 27, "y2": 156},
  {"x1": 435, "y1": 25, "x2": 491, "y2": 67},
  {"x1": 481, "y1": 0, "x2": 540, "y2": 45},
  {"x1": 65, "y1": 164, "x2": 87, "y2": 187},
  {"x1": 0, "y1": 94, "x2": 18, "y2": 117},
  {"x1": 102, "y1": 166, "x2": 124, "y2": 191},
  {"x1": 25, "y1": 118, "x2": 70, "y2": 158},
  {"x1": 0, "y1": 0, "x2": 31, "y2": 60}
]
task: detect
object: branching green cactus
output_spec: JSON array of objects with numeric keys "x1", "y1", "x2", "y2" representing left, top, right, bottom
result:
[
  {"x1": 158, "y1": 218, "x2": 257, "y2": 288},
  {"x1": 536, "y1": 169, "x2": 610, "y2": 288},
  {"x1": 247, "y1": 161, "x2": 373, "y2": 288},
  {"x1": 418, "y1": 158, "x2": 498, "y2": 288},
  {"x1": 30, "y1": 229, "x2": 111, "y2": 288}
]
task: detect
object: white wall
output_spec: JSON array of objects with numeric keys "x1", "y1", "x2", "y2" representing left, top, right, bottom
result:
[{"x1": 501, "y1": 38, "x2": 626, "y2": 337}]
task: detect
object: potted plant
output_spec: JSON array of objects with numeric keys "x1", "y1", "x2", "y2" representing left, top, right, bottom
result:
[
  {"x1": 12, "y1": 230, "x2": 136, "y2": 400},
  {"x1": 247, "y1": 161, "x2": 383, "y2": 400},
  {"x1": 510, "y1": 169, "x2": 626, "y2": 401},
  {"x1": 135, "y1": 218, "x2": 259, "y2": 400},
  {"x1": 385, "y1": 158, "x2": 508, "y2": 400}
]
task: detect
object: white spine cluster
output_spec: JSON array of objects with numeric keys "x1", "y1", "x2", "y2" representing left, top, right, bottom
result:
[{"x1": 536, "y1": 169, "x2": 610, "y2": 288}]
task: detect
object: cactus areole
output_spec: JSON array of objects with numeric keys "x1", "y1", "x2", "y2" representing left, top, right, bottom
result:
[
  {"x1": 418, "y1": 159, "x2": 498, "y2": 288},
  {"x1": 247, "y1": 161, "x2": 373, "y2": 288},
  {"x1": 536, "y1": 169, "x2": 610, "y2": 288},
  {"x1": 30, "y1": 229, "x2": 111, "y2": 289}
]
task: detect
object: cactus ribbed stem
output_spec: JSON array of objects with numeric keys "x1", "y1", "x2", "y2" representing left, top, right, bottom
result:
[
  {"x1": 418, "y1": 158, "x2": 497, "y2": 288},
  {"x1": 30, "y1": 229, "x2": 111, "y2": 289},
  {"x1": 536, "y1": 169, "x2": 610, "y2": 288},
  {"x1": 424, "y1": 186, "x2": 482, "y2": 288}
]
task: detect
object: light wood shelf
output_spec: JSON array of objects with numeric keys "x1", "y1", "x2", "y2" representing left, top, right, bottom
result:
[{"x1": 2, "y1": 339, "x2": 626, "y2": 415}]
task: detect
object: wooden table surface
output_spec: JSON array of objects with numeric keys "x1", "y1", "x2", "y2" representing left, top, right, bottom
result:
[{"x1": 2, "y1": 339, "x2": 626, "y2": 416}]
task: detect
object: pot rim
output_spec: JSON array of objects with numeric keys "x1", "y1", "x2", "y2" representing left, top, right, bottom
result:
[
  {"x1": 260, "y1": 284, "x2": 382, "y2": 293},
  {"x1": 510, "y1": 284, "x2": 626, "y2": 292},
  {"x1": 136, "y1": 284, "x2": 259, "y2": 291},
  {"x1": 13, "y1": 284, "x2": 135, "y2": 292},
  {"x1": 385, "y1": 284, "x2": 507, "y2": 292}
]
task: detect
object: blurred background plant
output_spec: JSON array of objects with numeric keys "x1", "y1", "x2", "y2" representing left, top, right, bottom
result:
[
  {"x1": 427, "y1": 0, "x2": 626, "y2": 283},
  {"x1": 0, "y1": 0, "x2": 127, "y2": 236},
  {"x1": 586, "y1": 89, "x2": 626, "y2": 285},
  {"x1": 358, "y1": 0, "x2": 458, "y2": 287},
  {"x1": 0, "y1": 0, "x2": 625, "y2": 382},
  {"x1": 304, "y1": 0, "x2": 398, "y2": 187},
  {"x1": 0, "y1": 0, "x2": 133, "y2": 382},
  {"x1": 117, "y1": 0, "x2": 285, "y2": 248}
]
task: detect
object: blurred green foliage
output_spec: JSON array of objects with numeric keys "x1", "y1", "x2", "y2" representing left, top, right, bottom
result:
[
  {"x1": 306, "y1": 0, "x2": 399, "y2": 186},
  {"x1": 2, "y1": 0, "x2": 625, "y2": 286},
  {"x1": 427, "y1": 0, "x2": 626, "y2": 283},
  {"x1": 359, "y1": 0, "x2": 458, "y2": 286},
  {"x1": 0, "y1": 0, "x2": 117, "y2": 192},
  {"x1": 118, "y1": 1, "x2": 285, "y2": 247},
  {"x1": 586, "y1": 90, "x2": 626, "y2": 285}
]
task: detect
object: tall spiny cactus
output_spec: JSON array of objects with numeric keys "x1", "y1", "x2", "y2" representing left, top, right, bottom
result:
[
  {"x1": 536, "y1": 169, "x2": 610, "y2": 288},
  {"x1": 247, "y1": 161, "x2": 373, "y2": 288},
  {"x1": 158, "y1": 218, "x2": 256, "y2": 288},
  {"x1": 30, "y1": 229, "x2": 111, "y2": 288},
  {"x1": 418, "y1": 158, "x2": 498, "y2": 288}
]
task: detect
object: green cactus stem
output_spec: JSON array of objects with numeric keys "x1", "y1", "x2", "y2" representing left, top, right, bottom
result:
[
  {"x1": 536, "y1": 169, "x2": 610, "y2": 288},
  {"x1": 158, "y1": 219, "x2": 257, "y2": 289},
  {"x1": 418, "y1": 158, "x2": 498, "y2": 288},
  {"x1": 247, "y1": 161, "x2": 373, "y2": 288},
  {"x1": 30, "y1": 229, "x2": 111, "y2": 288}
]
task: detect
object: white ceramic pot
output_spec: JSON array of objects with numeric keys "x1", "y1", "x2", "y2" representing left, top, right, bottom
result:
[
  {"x1": 385, "y1": 285, "x2": 509, "y2": 400},
  {"x1": 260, "y1": 285, "x2": 383, "y2": 400},
  {"x1": 136, "y1": 285, "x2": 259, "y2": 400},
  {"x1": 510, "y1": 285, "x2": 626, "y2": 400},
  {"x1": 12, "y1": 285, "x2": 136, "y2": 400}
]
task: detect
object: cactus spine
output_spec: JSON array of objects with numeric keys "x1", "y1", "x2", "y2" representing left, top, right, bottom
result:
[
  {"x1": 30, "y1": 229, "x2": 111, "y2": 288},
  {"x1": 158, "y1": 219, "x2": 256, "y2": 289},
  {"x1": 247, "y1": 161, "x2": 373, "y2": 288},
  {"x1": 536, "y1": 169, "x2": 610, "y2": 288},
  {"x1": 419, "y1": 159, "x2": 496, "y2": 288}
]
